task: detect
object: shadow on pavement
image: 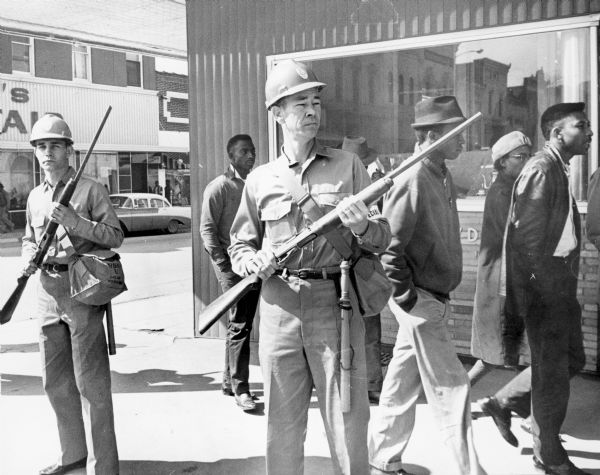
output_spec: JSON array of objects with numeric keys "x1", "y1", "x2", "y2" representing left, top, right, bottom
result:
[
  {"x1": 2, "y1": 369, "x2": 267, "y2": 397},
  {"x1": 118, "y1": 457, "x2": 428, "y2": 475},
  {"x1": 0, "y1": 342, "x2": 40, "y2": 353}
]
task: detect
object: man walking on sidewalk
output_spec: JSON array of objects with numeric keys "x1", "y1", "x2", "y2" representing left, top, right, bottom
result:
[
  {"x1": 200, "y1": 134, "x2": 260, "y2": 412},
  {"x1": 505, "y1": 103, "x2": 591, "y2": 475},
  {"x1": 368, "y1": 96, "x2": 486, "y2": 475}
]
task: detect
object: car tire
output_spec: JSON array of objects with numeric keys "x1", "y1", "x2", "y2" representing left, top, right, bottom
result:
[{"x1": 166, "y1": 220, "x2": 180, "y2": 234}]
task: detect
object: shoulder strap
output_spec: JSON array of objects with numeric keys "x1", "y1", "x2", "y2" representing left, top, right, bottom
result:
[{"x1": 277, "y1": 162, "x2": 353, "y2": 260}]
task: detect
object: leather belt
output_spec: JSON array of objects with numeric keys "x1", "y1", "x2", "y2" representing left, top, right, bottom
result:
[
  {"x1": 276, "y1": 267, "x2": 341, "y2": 280},
  {"x1": 41, "y1": 263, "x2": 69, "y2": 273}
]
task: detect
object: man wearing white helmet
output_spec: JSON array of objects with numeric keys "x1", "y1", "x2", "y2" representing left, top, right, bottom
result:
[
  {"x1": 22, "y1": 114, "x2": 123, "y2": 475},
  {"x1": 228, "y1": 60, "x2": 391, "y2": 474}
]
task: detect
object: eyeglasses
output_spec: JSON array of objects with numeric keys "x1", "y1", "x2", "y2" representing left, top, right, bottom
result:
[{"x1": 507, "y1": 153, "x2": 531, "y2": 162}]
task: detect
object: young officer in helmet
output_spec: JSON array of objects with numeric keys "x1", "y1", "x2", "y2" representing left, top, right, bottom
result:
[
  {"x1": 22, "y1": 114, "x2": 123, "y2": 475},
  {"x1": 228, "y1": 60, "x2": 391, "y2": 474}
]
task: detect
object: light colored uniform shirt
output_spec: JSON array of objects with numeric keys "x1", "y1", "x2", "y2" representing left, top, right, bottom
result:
[
  {"x1": 22, "y1": 167, "x2": 123, "y2": 265},
  {"x1": 228, "y1": 142, "x2": 391, "y2": 276}
]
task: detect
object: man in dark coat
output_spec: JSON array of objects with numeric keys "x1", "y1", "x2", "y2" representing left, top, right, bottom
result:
[
  {"x1": 470, "y1": 131, "x2": 533, "y2": 448},
  {"x1": 505, "y1": 103, "x2": 591, "y2": 475}
]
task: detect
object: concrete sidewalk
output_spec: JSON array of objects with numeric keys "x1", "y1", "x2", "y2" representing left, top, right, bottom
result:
[{"x1": 1, "y1": 289, "x2": 600, "y2": 475}]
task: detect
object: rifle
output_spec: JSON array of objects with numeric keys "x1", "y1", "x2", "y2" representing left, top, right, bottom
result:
[
  {"x1": 0, "y1": 106, "x2": 113, "y2": 325},
  {"x1": 197, "y1": 111, "x2": 482, "y2": 334}
]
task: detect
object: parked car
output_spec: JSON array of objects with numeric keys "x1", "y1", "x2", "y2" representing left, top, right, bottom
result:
[{"x1": 109, "y1": 193, "x2": 191, "y2": 234}]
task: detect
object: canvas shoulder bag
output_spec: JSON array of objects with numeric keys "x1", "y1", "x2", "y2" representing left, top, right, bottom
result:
[{"x1": 58, "y1": 227, "x2": 127, "y2": 306}]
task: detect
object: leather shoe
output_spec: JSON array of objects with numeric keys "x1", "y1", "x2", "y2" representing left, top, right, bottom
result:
[
  {"x1": 39, "y1": 457, "x2": 86, "y2": 475},
  {"x1": 370, "y1": 466, "x2": 414, "y2": 475},
  {"x1": 368, "y1": 390, "x2": 381, "y2": 404},
  {"x1": 478, "y1": 396, "x2": 518, "y2": 447},
  {"x1": 235, "y1": 392, "x2": 257, "y2": 411},
  {"x1": 221, "y1": 385, "x2": 234, "y2": 396},
  {"x1": 533, "y1": 455, "x2": 591, "y2": 475}
]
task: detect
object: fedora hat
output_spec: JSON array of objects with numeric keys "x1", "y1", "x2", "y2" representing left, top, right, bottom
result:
[
  {"x1": 411, "y1": 95, "x2": 466, "y2": 128},
  {"x1": 341, "y1": 136, "x2": 378, "y2": 166}
]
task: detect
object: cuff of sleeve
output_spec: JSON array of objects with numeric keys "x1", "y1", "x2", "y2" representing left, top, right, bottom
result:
[{"x1": 352, "y1": 221, "x2": 370, "y2": 242}]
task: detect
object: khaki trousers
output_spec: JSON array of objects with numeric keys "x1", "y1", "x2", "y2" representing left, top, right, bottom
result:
[
  {"x1": 38, "y1": 270, "x2": 119, "y2": 475},
  {"x1": 369, "y1": 289, "x2": 485, "y2": 475},
  {"x1": 259, "y1": 274, "x2": 370, "y2": 475}
]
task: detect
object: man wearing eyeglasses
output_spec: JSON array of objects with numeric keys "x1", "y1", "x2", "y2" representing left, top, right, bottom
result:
[
  {"x1": 470, "y1": 131, "x2": 533, "y2": 448},
  {"x1": 505, "y1": 103, "x2": 592, "y2": 475}
]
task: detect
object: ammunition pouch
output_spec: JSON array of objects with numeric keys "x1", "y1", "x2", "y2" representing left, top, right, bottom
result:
[{"x1": 68, "y1": 253, "x2": 127, "y2": 306}]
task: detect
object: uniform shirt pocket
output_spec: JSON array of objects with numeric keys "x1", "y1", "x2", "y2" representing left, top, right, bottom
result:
[
  {"x1": 260, "y1": 200, "x2": 296, "y2": 245},
  {"x1": 315, "y1": 190, "x2": 351, "y2": 212},
  {"x1": 31, "y1": 215, "x2": 46, "y2": 230}
]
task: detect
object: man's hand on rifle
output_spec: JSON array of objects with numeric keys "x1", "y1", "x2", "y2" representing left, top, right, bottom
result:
[
  {"x1": 248, "y1": 250, "x2": 277, "y2": 281},
  {"x1": 21, "y1": 260, "x2": 39, "y2": 277},
  {"x1": 337, "y1": 196, "x2": 369, "y2": 236},
  {"x1": 49, "y1": 203, "x2": 80, "y2": 229}
]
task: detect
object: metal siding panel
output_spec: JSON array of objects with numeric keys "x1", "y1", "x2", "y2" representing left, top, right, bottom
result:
[{"x1": 34, "y1": 39, "x2": 72, "y2": 81}]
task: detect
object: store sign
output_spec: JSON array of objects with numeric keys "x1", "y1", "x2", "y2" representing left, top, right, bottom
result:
[
  {"x1": 0, "y1": 86, "x2": 63, "y2": 135},
  {"x1": 0, "y1": 78, "x2": 159, "y2": 146}
]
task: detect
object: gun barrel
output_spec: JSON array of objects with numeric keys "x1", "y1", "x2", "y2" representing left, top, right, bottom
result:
[{"x1": 196, "y1": 112, "x2": 483, "y2": 333}]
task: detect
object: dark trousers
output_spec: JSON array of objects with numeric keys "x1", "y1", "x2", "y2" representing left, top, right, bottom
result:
[
  {"x1": 363, "y1": 313, "x2": 383, "y2": 392},
  {"x1": 511, "y1": 254, "x2": 585, "y2": 465},
  {"x1": 212, "y1": 263, "x2": 260, "y2": 395}
]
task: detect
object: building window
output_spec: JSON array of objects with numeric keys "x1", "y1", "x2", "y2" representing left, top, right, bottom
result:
[
  {"x1": 368, "y1": 69, "x2": 376, "y2": 104},
  {"x1": 126, "y1": 52, "x2": 142, "y2": 87},
  {"x1": 72, "y1": 44, "x2": 90, "y2": 80},
  {"x1": 11, "y1": 35, "x2": 32, "y2": 74},
  {"x1": 398, "y1": 74, "x2": 404, "y2": 104},
  {"x1": 293, "y1": 25, "x2": 593, "y2": 200}
]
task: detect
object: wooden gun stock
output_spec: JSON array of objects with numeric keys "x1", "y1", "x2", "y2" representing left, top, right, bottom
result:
[
  {"x1": 196, "y1": 112, "x2": 483, "y2": 334},
  {"x1": 197, "y1": 274, "x2": 261, "y2": 334},
  {"x1": 0, "y1": 106, "x2": 112, "y2": 325}
]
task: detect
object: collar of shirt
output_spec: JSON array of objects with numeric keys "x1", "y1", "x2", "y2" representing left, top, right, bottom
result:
[
  {"x1": 545, "y1": 143, "x2": 570, "y2": 176},
  {"x1": 422, "y1": 157, "x2": 448, "y2": 178},
  {"x1": 42, "y1": 166, "x2": 75, "y2": 192},
  {"x1": 229, "y1": 164, "x2": 246, "y2": 182},
  {"x1": 281, "y1": 140, "x2": 323, "y2": 171}
]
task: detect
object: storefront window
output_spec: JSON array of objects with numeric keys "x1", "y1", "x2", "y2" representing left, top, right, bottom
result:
[
  {"x1": 81, "y1": 153, "x2": 118, "y2": 193},
  {"x1": 0, "y1": 150, "x2": 34, "y2": 211},
  {"x1": 303, "y1": 27, "x2": 592, "y2": 200}
]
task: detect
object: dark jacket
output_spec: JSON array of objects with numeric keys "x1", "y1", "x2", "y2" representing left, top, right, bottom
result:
[
  {"x1": 506, "y1": 145, "x2": 581, "y2": 317},
  {"x1": 381, "y1": 157, "x2": 462, "y2": 307},
  {"x1": 471, "y1": 173, "x2": 524, "y2": 365},
  {"x1": 586, "y1": 168, "x2": 600, "y2": 302}
]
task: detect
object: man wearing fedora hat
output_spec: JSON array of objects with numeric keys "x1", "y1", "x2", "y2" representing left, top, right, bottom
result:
[
  {"x1": 368, "y1": 96, "x2": 486, "y2": 475},
  {"x1": 341, "y1": 135, "x2": 384, "y2": 404}
]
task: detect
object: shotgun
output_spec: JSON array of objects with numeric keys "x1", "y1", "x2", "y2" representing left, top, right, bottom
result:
[
  {"x1": 197, "y1": 111, "x2": 483, "y2": 334},
  {"x1": 0, "y1": 106, "x2": 113, "y2": 325}
]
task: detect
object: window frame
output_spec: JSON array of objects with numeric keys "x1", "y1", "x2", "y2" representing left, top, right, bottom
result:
[
  {"x1": 10, "y1": 35, "x2": 33, "y2": 76},
  {"x1": 266, "y1": 15, "x2": 600, "y2": 181},
  {"x1": 72, "y1": 43, "x2": 91, "y2": 82},
  {"x1": 126, "y1": 52, "x2": 143, "y2": 88}
]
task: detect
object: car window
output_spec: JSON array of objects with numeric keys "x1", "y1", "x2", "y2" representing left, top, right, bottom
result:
[
  {"x1": 150, "y1": 198, "x2": 165, "y2": 208},
  {"x1": 110, "y1": 196, "x2": 131, "y2": 208},
  {"x1": 136, "y1": 198, "x2": 149, "y2": 208}
]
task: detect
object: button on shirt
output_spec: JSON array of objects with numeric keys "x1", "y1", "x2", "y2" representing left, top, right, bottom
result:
[
  {"x1": 228, "y1": 142, "x2": 391, "y2": 276},
  {"x1": 22, "y1": 167, "x2": 123, "y2": 265}
]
